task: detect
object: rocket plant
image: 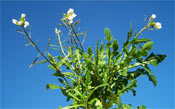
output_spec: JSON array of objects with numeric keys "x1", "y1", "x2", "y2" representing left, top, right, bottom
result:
[{"x1": 12, "y1": 9, "x2": 166, "y2": 109}]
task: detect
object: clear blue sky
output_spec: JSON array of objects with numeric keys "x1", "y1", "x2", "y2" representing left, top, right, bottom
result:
[{"x1": 1, "y1": 1, "x2": 174, "y2": 108}]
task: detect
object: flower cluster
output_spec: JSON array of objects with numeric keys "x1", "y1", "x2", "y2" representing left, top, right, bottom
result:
[
  {"x1": 12, "y1": 13, "x2": 29, "y2": 28},
  {"x1": 62, "y1": 8, "x2": 77, "y2": 24},
  {"x1": 149, "y1": 14, "x2": 162, "y2": 29}
]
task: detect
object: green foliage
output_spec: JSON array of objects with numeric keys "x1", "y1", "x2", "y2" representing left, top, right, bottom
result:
[
  {"x1": 15, "y1": 11, "x2": 166, "y2": 108},
  {"x1": 36, "y1": 26, "x2": 167, "y2": 108},
  {"x1": 45, "y1": 27, "x2": 166, "y2": 108},
  {"x1": 104, "y1": 28, "x2": 113, "y2": 42},
  {"x1": 47, "y1": 28, "x2": 166, "y2": 109}
]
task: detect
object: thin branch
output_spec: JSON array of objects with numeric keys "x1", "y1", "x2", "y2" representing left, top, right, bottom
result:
[
  {"x1": 22, "y1": 26, "x2": 71, "y2": 87},
  {"x1": 70, "y1": 25, "x2": 84, "y2": 52}
]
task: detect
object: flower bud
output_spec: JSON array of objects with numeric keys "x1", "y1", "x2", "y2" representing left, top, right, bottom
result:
[
  {"x1": 149, "y1": 14, "x2": 156, "y2": 22},
  {"x1": 154, "y1": 22, "x2": 162, "y2": 29},
  {"x1": 21, "y1": 13, "x2": 26, "y2": 18},
  {"x1": 151, "y1": 14, "x2": 156, "y2": 19}
]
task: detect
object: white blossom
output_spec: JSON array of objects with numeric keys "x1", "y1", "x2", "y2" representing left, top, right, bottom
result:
[
  {"x1": 151, "y1": 14, "x2": 156, "y2": 19},
  {"x1": 67, "y1": 8, "x2": 77, "y2": 24},
  {"x1": 67, "y1": 8, "x2": 74, "y2": 15},
  {"x1": 24, "y1": 21, "x2": 29, "y2": 28},
  {"x1": 12, "y1": 19, "x2": 18, "y2": 24},
  {"x1": 21, "y1": 13, "x2": 26, "y2": 18},
  {"x1": 154, "y1": 22, "x2": 162, "y2": 29}
]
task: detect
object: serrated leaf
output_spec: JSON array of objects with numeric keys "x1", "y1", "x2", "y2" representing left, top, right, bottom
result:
[
  {"x1": 142, "y1": 66, "x2": 157, "y2": 86},
  {"x1": 142, "y1": 41, "x2": 153, "y2": 51},
  {"x1": 146, "y1": 53, "x2": 166, "y2": 66},
  {"x1": 104, "y1": 28, "x2": 113, "y2": 42}
]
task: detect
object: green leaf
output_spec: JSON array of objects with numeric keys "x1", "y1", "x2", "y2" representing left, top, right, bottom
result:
[
  {"x1": 104, "y1": 28, "x2": 113, "y2": 42},
  {"x1": 53, "y1": 72, "x2": 62, "y2": 77},
  {"x1": 149, "y1": 75, "x2": 157, "y2": 86},
  {"x1": 121, "y1": 68, "x2": 128, "y2": 76},
  {"x1": 134, "y1": 38, "x2": 151, "y2": 44},
  {"x1": 123, "y1": 104, "x2": 132, "y2": 109},
  {"x1": 48, "y1": 53, "x2": 54, "y2": 62},
  {"x1": 95, "y1": 40, "x2": 99, "y2": 66},
  {"x1": 112, "y1": 39, "x2": 119, "y2": 51},
  {"x1": 48, "y1": 65, "x2": 56, "y2": 70},
  {"x1": 146, "y1": 53, "x2": 166, "y2": 66},
  {"x1": 100, "y1": 42, "x2": 105, "y2": 53},
  {"x1": 58, "y1": 78, "x2": 64, "y2": 84},
  {"x1": 142, "y1": 66, "x2": 157, "y2": 86},
  {"x1": 75, "y1": 49, "x2": 81, "y2": 62},
  {"x1": 136, "y1": 105, "x2": 146, "y2": 109},
  {"x1": 87, "y1": 84, "x2": 108, "y2": 101},
  {"x1": 142, "y1": 41, "x2": 154, "y2": 51},
  {"x1": 66, "y1": 90, "x2": 82, "y2": 102},
  {"x1": 142, "y1": 66, "x2": 153, "y2": 75},
  {"x1": 88, "y1": 46, "x2": 92, "y2": 55},
  {"x1": 63, "y1": 104, "x2": 85, "y2": 109},
  {"x1": 89, "y1": 98, "x2": 103, "y2": 108},
  {"x1": 46, "y1": 83, "x2": 62, "y2": 90},
  {"x1": 68, "y1": 47, "x2": 72, "y2": 56}
]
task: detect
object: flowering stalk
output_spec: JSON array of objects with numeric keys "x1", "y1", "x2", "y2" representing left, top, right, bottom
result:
[
  {"x1": 21, "y1": 26, "x2": 71, "y2": 87},
  {"x1": 120, "y1": 14, "x2": 161, "y2": 56}
]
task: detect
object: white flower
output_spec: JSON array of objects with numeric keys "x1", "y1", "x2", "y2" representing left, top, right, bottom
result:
[
  {"x1": 18, "y1": 21, "x2": 23, "y2": 25},
  {"x1": 67, "y1": 8, "x2": 77, "y2": 24},
  {"x1": 21, "y1": 13, "x2": 26, "y2": 18},
  {"x1": 24, "y1": 21, "x2": 29, "y2": 28},
  {"x1": 67, "y1": 8, "x2": 74, "y2": 15},
  {"x1": 151, "y1": 14, "x2": 156, "y2": 19},
  {"x1": 12, "y1": 19, "x2": 18, "y2": 24},
  {"x1": 154, "y1": 22, "x2": 162, "y2": 29}
]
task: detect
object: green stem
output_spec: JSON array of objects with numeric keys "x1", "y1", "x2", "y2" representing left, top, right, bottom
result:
[
  {"x1": 62, "y1": 21, "x2": 79, "y2": 48},
  {"x1": 119, "y1": 25, "x2": 149, "y2": 56}
]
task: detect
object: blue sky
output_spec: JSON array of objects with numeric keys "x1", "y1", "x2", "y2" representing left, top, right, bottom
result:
[{"x1": 1, "y1": 1, "x2": 174, "y2": 108}]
